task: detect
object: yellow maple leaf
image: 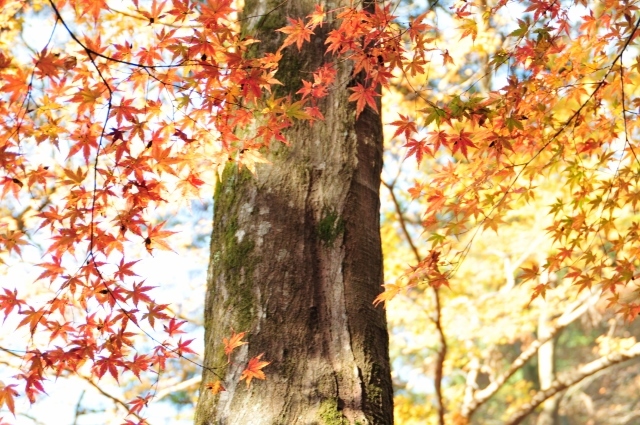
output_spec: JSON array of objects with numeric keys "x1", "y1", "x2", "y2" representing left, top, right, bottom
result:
[{"x1": 204, "y1": 380, "x2": 225, "y2": 394}]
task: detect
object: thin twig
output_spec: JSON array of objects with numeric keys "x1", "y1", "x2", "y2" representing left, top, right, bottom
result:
[{"x1": 383, "y1": 180, "x2": 447, "y2": 425}]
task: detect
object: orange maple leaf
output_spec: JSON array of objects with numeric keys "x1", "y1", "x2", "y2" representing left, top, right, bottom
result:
[
  {"x1": 277, "y1": 17, "x2": 314, "y2": 50},
  {"x1": 204, "y1": 380, "x2": 225, "y2": 394},
  {"x1": 441, "y1": 49, "x2": 454, "y2": 66},
  {"x1": 0, "y1": 383, "x2": 19, "y2": 415},
  {"x1": 348, "y1": 83, "x2": 380, "y2": 117},
  {"x1": 240, "y1": 353, "x2": 270, "y2": 387},
  {"x1": 223, "y1": 330, "x2": 247, "y2": 361},
  {"x1": 306, "y1": 5, "x2": 325, "y2": 28}
]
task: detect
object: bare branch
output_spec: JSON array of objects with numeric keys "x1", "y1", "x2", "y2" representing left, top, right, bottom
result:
[
  {"x1": 461, "y1": 292, "x2": 599, "y2": 418},
  {"x1": 77, "y1": 374, "x2": 143, "y2": 421},
  {"x1": 153, "y1": 375, "x2": 201, "y2": 402},
  {"x1": 432, "y1": 286, "x2": 447, "y2": 425},
  {"x1": 504, "y1": 343, "x2": 640, "y2": 425},
  {"x1": 72, "y1": 390, "x2": 85, "y2": 425}
]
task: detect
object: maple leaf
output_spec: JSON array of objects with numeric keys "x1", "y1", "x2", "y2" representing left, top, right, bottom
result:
[
  {"x1": 0, "y1": 288, "x2": 25, "y2": 320},
  {"x1": 167, "y1": 0, "x2": 193, "y2": 22},
  {"x1": 449, "y1": 130, "x2": 476, "y2": 159},
  {"x1": 277, "y1": 17, "x2": 314, "y2": 50},
  {"x1": 34, "y1": 48, "x2": 62, "y2": 80},
  {"x1": 0, "y1": 383, "x2": 19, "y2": 415},
  {"x1": 142, "y1": 302, "x2": 170, "y2": 328},
  {"x1": 1, "y1": 230, "x2": 28, "y2": 257},
  {"x1": 137, "y1": 0, "x2": 167, "y2": 25},
  {"x1": 519, "y1": 264, "x2": 540, "y2": 283},
  {"x1": 441, "y1": 49, "x2": 454, "y2": 66},
  {"x1": 162, "y1": 317, "x2": 187, "y2": 336},
  {"x1": 390, "y1": 114, "x2": 418, "y2": 139},
  {"x1": 128, "y1": 394, "x2": 152, "y2": 416},
  {"x1": 126, "y1": 281, "x2": 155, "y2": 307},
  {"x1": 110, "y1": 99, "x2": 140, "y2": 126},
  {"x1": 457, "y1": 18, "x2": 478, "y2": 41},
  {"x1": 125, "y1": 354, "x2": 151, "y2": 380},
  {"x1": 17, "y1": 307, "x2": 45, "y2": 334},
  {"x1": 175, "y1": 338, "x2": 196, "y2": 356},
  {"x1": 307, "y1": 5, "x2": 325, "y2": 28},
  {"x1": 0, "y1": 177, "x2": 23, "y2": 200},
  {"x1": 240, "y1": 353, "x2": 270, "y2": 387},
  {"x1": 204, "y1": 380, "x2": 225, "y2": 394},
  {"x1": 144, "y1": 222, "x2": 176, "y2": 253},
  {"x1": 223, "y1": 330, "x2": 247, "y2": 361},
  {"x1": 0, "y1": 68, "x2": 29, "y2": 103},
  {"x1": 348, "y1": 83, "x2": 380, "y2": 117},
  {"x1": 373, "y1": 283, "x2": 404, "y2": 307},
  {"x1": 528, "y1": 284, "x2": 549, "y2": 306},
  {"x1": 114, "y1": 258, "x2": 140, "y2": 281},
  {"x1": 93, "y1": 355, "x2": 122, "y2": 382},
  {"x1": 404, "y1": 138, "x2": 433, "y2": 165},
  {"x1": 76, "y1": 0, "x2": 109, "y2": 23}
]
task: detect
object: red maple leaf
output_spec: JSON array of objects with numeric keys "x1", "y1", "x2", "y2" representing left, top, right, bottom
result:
[
  {"x1": 144, "y1": 222, "x2": 176, "y2": 254},
  {"x1": 404, "y1": 138, "x2": 433, "y2": 165},
  {"x1": 348, "y1": 83, "x2": 380, "y2": 117},
  {"x1": 449, "y1": 130, "x2": 476, "y2": 159}
]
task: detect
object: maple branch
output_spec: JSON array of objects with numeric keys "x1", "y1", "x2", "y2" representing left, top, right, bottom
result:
[
  {"x1": 503, "y1": 343, "x2": 640, "y2": 425},
  {"x1": 47, "y1": 0, "x2": 186, "y2": 71},
  {"x1": 460, "y1": 292, "x2": 599, "y2": 419},
  {"x1": 47, "y1": 1, "x2": 118, "y2": 262},
  {"x1": 109, "y1": 7, "x2": 202, "y2": 28},
  {"x1": 619, "y1": 60, "x2": 640, "y2": 168},
  {"x1": 88, "y1": 263, "x2": 223, "y2": 380},
  {"x1": 10, "y1": 189, "x2": 56, "y2": 233},
  {"x1": 48, "y1": 0, "x2": 267, "y2": 74},
  {"x1": 450, "y1": 14, "x2": 640, "y2": 285},
  {"x1": 0, "y1": 345, "x2": 23, "y2": 358},
  {"x1": 78, "y1": 373, "x2": 144, "y2": 421}
]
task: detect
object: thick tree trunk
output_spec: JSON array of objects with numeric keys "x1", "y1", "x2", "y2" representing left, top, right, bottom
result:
[{"x1": 194, "y1": 1, "x2": 393, "y2": 424}]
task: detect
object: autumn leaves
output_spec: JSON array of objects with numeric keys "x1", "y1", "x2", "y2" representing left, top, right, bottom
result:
[{"x1": 203, "y1": 331, "x2": 270, "y2": 395}]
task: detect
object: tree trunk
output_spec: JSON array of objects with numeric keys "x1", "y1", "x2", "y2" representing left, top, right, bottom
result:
[
  {"x1": 194, "y1": 1, "x2": 393, "y2": 424},
  {"x1": 536, "y1": 258, "x2": 559, "y2": 425},
  {"x1": 536, "y1": 307, "x2": 560, "y2": 425}
]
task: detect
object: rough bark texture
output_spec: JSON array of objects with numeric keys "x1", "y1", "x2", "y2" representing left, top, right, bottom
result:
[{"x1": 194, "y1": 1, "x2": 393, "y2": 424}]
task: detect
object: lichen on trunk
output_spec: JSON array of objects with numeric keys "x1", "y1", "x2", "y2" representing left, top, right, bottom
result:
[{"x1": 195, "y1": 1, "x2": 393, "y2": 424}]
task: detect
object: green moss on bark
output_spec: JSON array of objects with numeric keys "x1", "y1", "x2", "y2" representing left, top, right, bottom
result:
[
  {"x1": 319, "y1": 398, "x2": 348, "y2": 425},
  {"x1": 212, "y1": 163, "x2": 259, "y2": 332},
  {"x1": 318, "y1": 210, "x2": 344, "y2": 246}
]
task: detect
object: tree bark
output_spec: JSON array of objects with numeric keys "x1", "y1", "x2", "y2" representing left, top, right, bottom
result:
[{"x1": 194, "y1": 1, "x2": 393, "y2": 424}]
